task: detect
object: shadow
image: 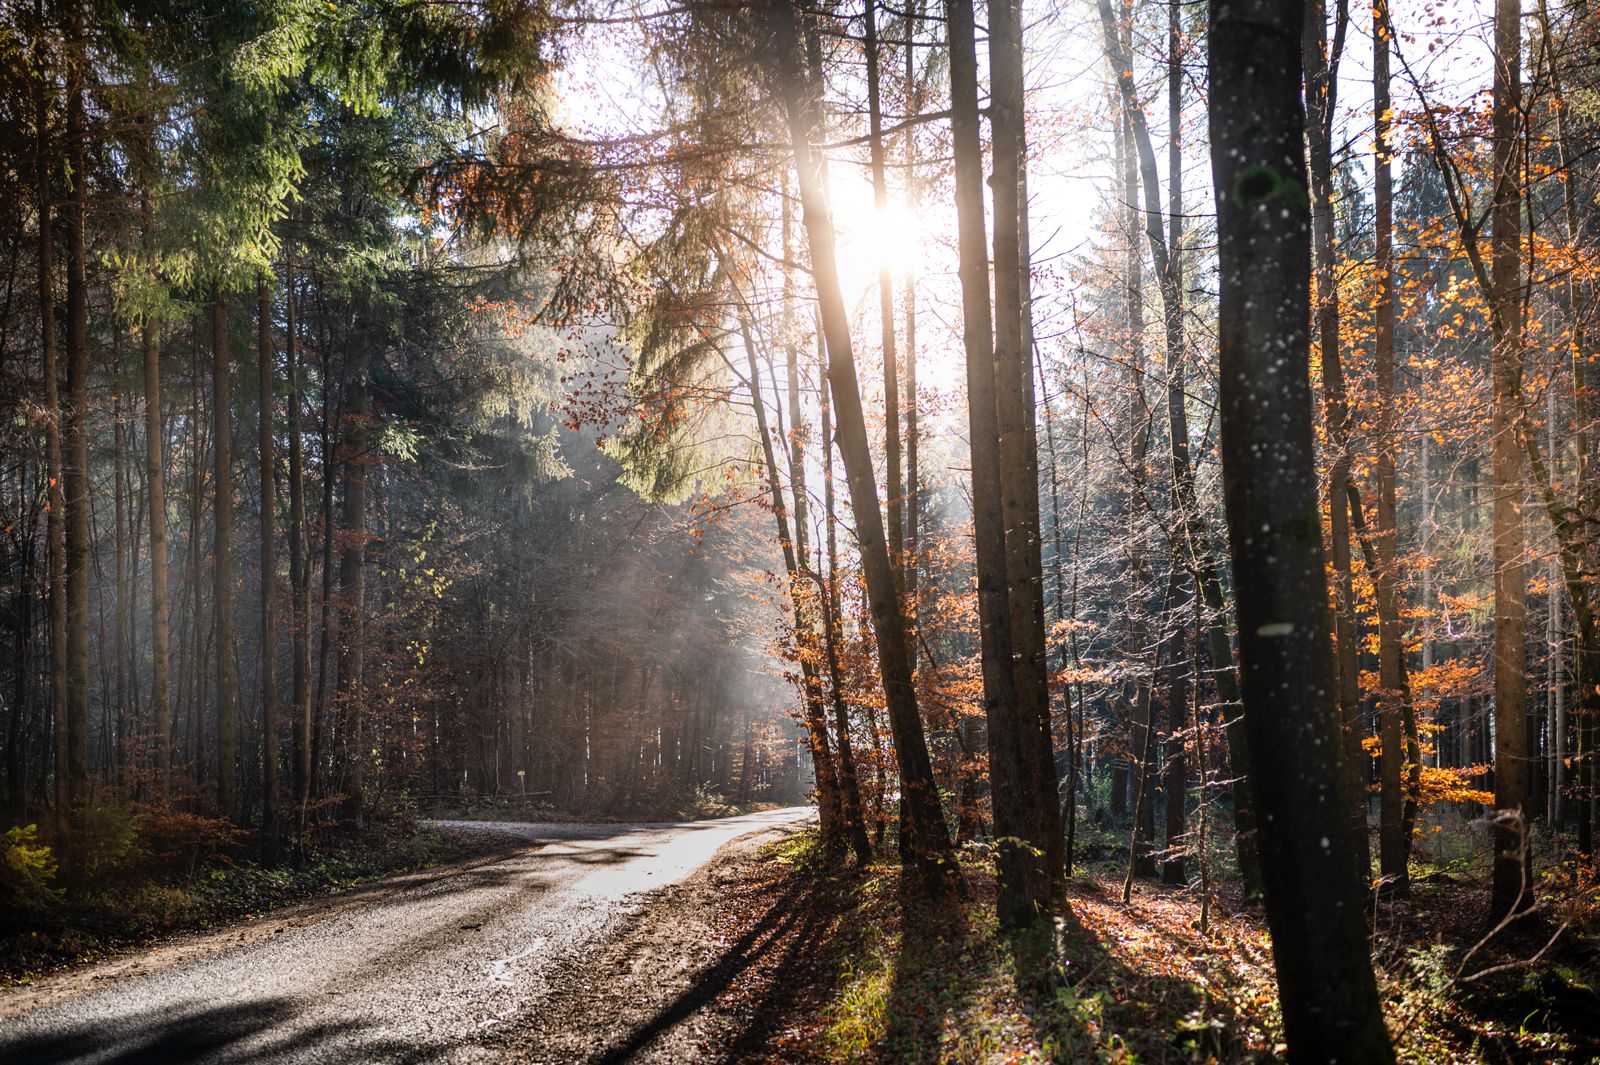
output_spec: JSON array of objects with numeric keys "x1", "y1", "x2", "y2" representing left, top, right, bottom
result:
[
  {"x1": 296, "y1": 834, "x2": 654, "y2": 927},
  {"x1": 877, "y1": 885, "x2": 992, "y2": 1062},
  {"x1": 596, "y1": 872, "x2": 819, "y2": 1064},
  {"x1": 1046, "y1": 900, "x2": 1253, "y2": 1062},
  {"x1": 0, "y1": 997, "x2": 441, "y2": 1065},
  {"x1": 714, "y1": 861, "x2": 856, "y2": 1063}
]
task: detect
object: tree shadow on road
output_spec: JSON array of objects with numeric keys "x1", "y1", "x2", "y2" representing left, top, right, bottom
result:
[
  {"x1": 597, "y1": 865, "x2": 834, "y2": 1064},
  {"x1": 0, "y1": 996, "x2": 445, "y2": 1064}
]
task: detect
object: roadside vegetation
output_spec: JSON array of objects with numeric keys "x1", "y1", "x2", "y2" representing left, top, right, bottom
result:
[{"x1": 709, "y1": 829, "x2": 1599, "y2": 1064}]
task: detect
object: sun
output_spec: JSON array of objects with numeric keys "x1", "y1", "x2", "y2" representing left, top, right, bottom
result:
[{"x1": 826, "y1": 169, "x2": 922, "y2": 309}]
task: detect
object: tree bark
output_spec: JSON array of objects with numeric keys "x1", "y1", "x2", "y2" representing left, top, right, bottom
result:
[
  {"x1": 1110, "y1": 108, "x2": 1145, "y2": 827},
  {"x1": 258, "y1": 279, "x2": 280, "y2": 861},
  {"x1": 142, "y1": 193, "x2": 172, "y2": 796},
  {"x1": 1305, "y1": 0, "x2": 1373, "y2": 882},
  {"x1": 863, "y1": 0, "x2": 904, "y2": 576},
  {"x1": 902, "y1": 0, "x2": 921, "y2": 612},
  {"x1": 1207, "y1": 0, "x2": 1395, "y2": 1056},
  {"x1": 990, "y1": 0, "x2": 1063, "y2": 895},
  {"x1": 35, "y1": 53, "x2": 69, "y2": 846},
  {"x1": 286, "y1": 256, "x2": 312, "y2": 861},
  {"x1": 946, "y1": 0, "x2": 1039, "y2": 919},
  {"x1": 336, "y1": 346, "x2": 370, "y2": 828},
  {"x1": 1370, "y1": 0, "x2": 1417, "y2": 894},
  {"x1": 213, "y1": 283, "x2": 238, "y2": 818},
  {"x1": 1160, "y1": 0, "x2": 1188, "y2": 888},
  {"x1": 1541, "y1": 0, "x2": 1596, "y2": 858},
  {"x1": 1489, "y1": 0, "x2": 1530, "y2": 922},
  {"x1": 63, "y1": 55, "x2": 90, "y2": 869}
]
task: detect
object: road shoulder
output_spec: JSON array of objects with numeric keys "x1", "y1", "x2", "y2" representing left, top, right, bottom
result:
[{"x1": 479, "y1": 817, "x2": 840, "y2": 1064}]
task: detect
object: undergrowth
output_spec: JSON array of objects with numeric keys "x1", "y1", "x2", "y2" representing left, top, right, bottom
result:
[{"x1": 754, "y1": 829, "x2": 1599, "y2": 1064}]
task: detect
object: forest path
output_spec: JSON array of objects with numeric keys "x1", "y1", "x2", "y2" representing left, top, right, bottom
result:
[{"x1": 0, "y1": 807, "x2": 812, "y2": 1064}]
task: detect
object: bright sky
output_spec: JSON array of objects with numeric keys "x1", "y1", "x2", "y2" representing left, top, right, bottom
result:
[{"x1": 545, "y1": 0, "x2": 1502, "y2": 481}]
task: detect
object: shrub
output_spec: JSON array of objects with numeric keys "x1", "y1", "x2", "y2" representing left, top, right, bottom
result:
[
  {"x1": 135, "y1": 802, "x2": 245, "y2": 872},
  {"x1": 76, "y1": 805, "x2": 145, "y2": 883},
  {"x1": 0, "y1": 824, "x2": 60, "y2": 910}
]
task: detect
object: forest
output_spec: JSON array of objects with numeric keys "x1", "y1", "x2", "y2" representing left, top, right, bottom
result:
[{"x1": 0, "y1": 0, "x2": 1596, "y2": 1061}]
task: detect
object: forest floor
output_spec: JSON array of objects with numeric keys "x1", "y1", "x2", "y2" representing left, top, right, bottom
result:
[{"x1": 625, "y1": 829, "x2": 1600, "y2": 1064}]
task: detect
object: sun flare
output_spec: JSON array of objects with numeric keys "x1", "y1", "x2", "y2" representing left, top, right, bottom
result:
[{"x1": 827, "y1": 170, "x2": 922, "y2": 306}]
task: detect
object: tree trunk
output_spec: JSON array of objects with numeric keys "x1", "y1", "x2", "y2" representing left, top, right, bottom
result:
[
  {"x1": 1489, "y1": 0, "x2": 1530, "y2": 922},
  {"x1": 771, "y1": 0, "x2": 957, "y2": 895},
  {"x1": 35, "y1": 61, "x2": 69, "y2": 846},
  {"x1": 213, "y1": 283, "x2": 238, "y2": 818},
  {"x1": 990, "y1": 0, "x2": 1063, "y2": 896},
  {"x1": 863, "y1": 0, "x2": 903, "y2": 576},
  {"x1": 1542, "y1": 0, "x2": 1596, "y2": 858},
  {"x1": 1369, "y1": 0, "x2": 1417, "y2": 895},
  {"x1": 1110, "y1": 108, "x2": 1145, "y2": 828},
  {"x1": 946, "y1": 0, "x2": 1038, "y2": 919},
  {"x1": 142, "y1": 194, "x2": 172, "y2": 796},
  {"x1": 113, "y1": 380, "x2": 128, "y2": 790},
  {"x1": 63, "y1": 60, "x2": 90, "y2": 871},
  {"x1": 1161, "y1": 0, "x2": 1188, "y2": 888},
  {"x1": 902, "y1": 0, "x2": 921, "y2": 612},
  {"x1": 258, "y1": 279, "x2": 279, "y2": 861},
  {"x1": 1207, "y1": 0, "x2": 1395, "y2": 1056},
  {"x1": 336, "y1": 346, "x2": 369, "y2": 828},
  {"x1": 1161, "y1": 589, "x2": 1190, "y2": 885},
  {"x1": 189, "y1": 327, "x2": 206, "y2": 794},
  {"x1": 286, "y1": 256, "x2": 312, "y2": 860},
  {"x1": 1305, "y1": 0, "x2": 1373, "y2": 882}
]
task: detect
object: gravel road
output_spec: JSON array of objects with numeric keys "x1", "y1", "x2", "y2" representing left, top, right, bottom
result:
[{"x1": 0, "y1": 807, "x2": 812, "y2": 1064}]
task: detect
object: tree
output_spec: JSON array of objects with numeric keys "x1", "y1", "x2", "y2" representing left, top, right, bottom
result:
[
  {"x1": 62, "y1": 34, "x2": 90, "y2": 875},
  {"x1": 769, "y1": 0, "x2": 958, "y2": 895},
  {"x1": 947, "y1": 0, "x2": 1039, "y2": 918},
  {"x1": 141, "y1": 192, "x2": 172, "y2": 796},
  {"x1": 213, "y1": 283, "x2": 238, "y2": 817},
  {"x1": 1303, "y1": 0, "x2": 1371, "y2": 881},
  {"x1": 990, "y1": 0, "x2": 1064, "y2": 894},
  {"x1": 1488, "y1": 0, "x2": 1530, "y2": 921},
  {"x1": 286, "y1": 253, "x2": 312, "y2": 859},
  {"x1": 258, "y1": 278, "x2": 279, "y2": 860},
  {"x1": 1206, "y1": 0, "x2": 1394, "y2": 1055},
  {"x1": 33, "y1": 20, "x2": 69, "y2": 848}
]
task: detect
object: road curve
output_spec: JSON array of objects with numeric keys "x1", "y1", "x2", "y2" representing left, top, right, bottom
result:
[{"x1": 0, "y1": 806, "x2": 812, "y2": 1064}]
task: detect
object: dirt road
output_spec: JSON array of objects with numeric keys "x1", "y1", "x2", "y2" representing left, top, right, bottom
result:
[{"x1": 0, "y1": 807, "x2": 811, "y2": 1064}]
